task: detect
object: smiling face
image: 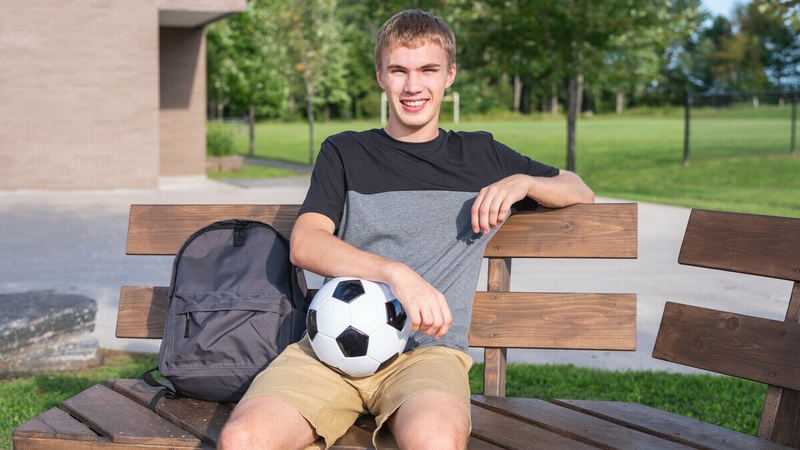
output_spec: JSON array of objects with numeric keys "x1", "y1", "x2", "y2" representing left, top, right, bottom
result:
[{"x1": 376, "y1": 42, "x2": 456, "y2": 143}]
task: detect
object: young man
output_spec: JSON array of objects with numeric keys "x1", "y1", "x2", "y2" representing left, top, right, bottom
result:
[{"x1": 218, "y1": 9, "x2": 593, "y2": 450}]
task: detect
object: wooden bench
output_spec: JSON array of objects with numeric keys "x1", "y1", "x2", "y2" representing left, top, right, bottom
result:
[
  {"x1": 13, "y1": 202, "x2": 640, "y2": 449},
  {"x1": 556, "y1": 209, "x2": 800, "y2": 449}
]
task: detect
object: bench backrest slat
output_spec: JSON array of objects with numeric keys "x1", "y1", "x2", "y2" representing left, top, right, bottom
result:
[
  {"x1": 126, "y1": 203, "x2": 638, "y2": 259},
  {"x1": 126, "y1": 204, "x2": 301, "y2": 255},
  {"x1": 678, "y1": 209, "x2": 800, "y2": 282},
  {"x1": 469, "y1": 292, "x2": 636, "y2": 350},
  {"x1": 653, "y1": 301, "x2": 800, "y2": 391},
  {"x1": 118, "y1": 288, "x2": 638, "y2": 351},
  {"x1": 484, "y1": 203, "x2": 638, "y2": 258}
]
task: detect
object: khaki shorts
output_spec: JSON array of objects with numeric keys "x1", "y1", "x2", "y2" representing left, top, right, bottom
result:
[{"x1": 240, "y1": 336, "x2": 473, "y2": 449}]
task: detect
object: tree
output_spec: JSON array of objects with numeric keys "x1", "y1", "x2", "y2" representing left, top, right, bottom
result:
[
  {"x1": 206, "y1": 0, "x2": 289, "y2": 155},
  {"x1": 738, "y1": 0, "x2": 800, "y2": 88},
  {"x1": 598, "y1": 0, "x2": 704, "y2": 111},
  {"x1": 281, "y1": 0, "x2": 343, "y2": 165},
  {"x1": 472, "y1": 0, "x2": 662, "y2": 171}
]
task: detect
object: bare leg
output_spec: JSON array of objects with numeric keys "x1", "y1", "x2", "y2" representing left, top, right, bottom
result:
[
  {"x1": 386, "y1": 391, "x2": 470, "y2": 450},
  {"x1": 218, "y1": 396, "x2": 319, "y2": 450}
]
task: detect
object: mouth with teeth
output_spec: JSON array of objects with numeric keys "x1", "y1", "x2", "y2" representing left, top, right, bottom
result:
[{"x1": 401, "y1": 99, "x2": 427, "y2": 109}]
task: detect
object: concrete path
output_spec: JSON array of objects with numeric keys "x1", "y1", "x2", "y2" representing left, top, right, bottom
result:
[{"x1": 0, "y1": 176, "x2": 793, "y2": 373}]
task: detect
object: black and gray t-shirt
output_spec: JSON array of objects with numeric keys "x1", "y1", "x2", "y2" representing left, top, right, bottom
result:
[{"x1": 299, "y1": 128, "x2": 558, "y2": 352}]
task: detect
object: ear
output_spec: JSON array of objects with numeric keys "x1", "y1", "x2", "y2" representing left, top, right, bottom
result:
[
  {"x1": 445, "y1": 63, "x2": 457, "y2": 89},
  {"x1": 376, "y1": 65, "x2": 385, "y2": 90}
]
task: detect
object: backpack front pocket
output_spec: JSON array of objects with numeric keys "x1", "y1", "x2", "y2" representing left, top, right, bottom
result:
[{"x1": 163, "y1": 292, "x2": 290, "y2": 371}]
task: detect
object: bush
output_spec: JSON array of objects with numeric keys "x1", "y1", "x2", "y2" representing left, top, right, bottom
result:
[{"x1": 206, "y1": 123, "x2": 236, "y2": 156}]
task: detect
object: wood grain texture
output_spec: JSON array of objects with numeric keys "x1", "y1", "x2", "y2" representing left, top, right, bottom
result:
[
  {"x1": 106, "y1": 379, "x2": 231, "y2": 448},
  {"x1": 469, "y1": 292, "x2": 637, "y2": 350},
  {"x1": 125, "y1": 204, "x2": 301, "y2": 255},
  {"x1": 679, "y1": 209, "x2": 800, "y2": 281},
  {"x1": 758, "y1": 282, "x2": 800, "y2": 447},
  {"x1": 12, "y1": 408, "x2": 98, "y2": 442},
  {"x1": 484, "y1": 203, "x2": 638, "y2": 258},
  {"x1": 554, "y1": 399, "x2": 791, "y2": 450},
  {"x1": 482, "y1": 348, "x2": 507, "y2": 397},
  {"x1": 116, "y1": 286, "x2": 169, "y2": 339},
  {"x1": 653, "y1": 302, "x2": 800, "y2": 391},
  {"x1": 473, "y1": 396, "x2": 692, "y2": 450},
  {"x1": 125, "y1": 203, "x2": 638, "y2": 258},
  {"x1": 11, "y1": 437, "x2": 212, "y2": 450},
  {"x1": 117, "y1": 288, "x2": 638, "y2": 350},
  {"x1": 470, "y1": 403, "x2": 598, "y2": 449},
  {"x1": 60, "y1": 385, "x2": 200, "y2": 447}
]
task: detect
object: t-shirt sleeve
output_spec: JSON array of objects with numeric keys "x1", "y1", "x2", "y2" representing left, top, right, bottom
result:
[
  {"x1": 493, "y1": 139, "x2": 560, "y2": 178},
  {"x1": 490, "y1": 139, "x2": 561, "y2": 214},
  {"x1": 298, "y1": 138, "x2": 346, "y2": 230}
]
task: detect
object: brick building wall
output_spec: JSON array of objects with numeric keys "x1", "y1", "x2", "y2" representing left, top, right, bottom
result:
[
  {"x1": 0, "y1": 0, "x2": 245, "y2": 190},
  {"x1": 0, "y1": 0, "x2": 160, "y2": 190},
  {"x1": 159, "y1": 27, "x2": 207, "y2": 177}
]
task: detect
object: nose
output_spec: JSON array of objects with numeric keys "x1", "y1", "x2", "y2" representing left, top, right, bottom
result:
[{"x1": 404, "y1": 71, "x2": 422, "y2": 95}]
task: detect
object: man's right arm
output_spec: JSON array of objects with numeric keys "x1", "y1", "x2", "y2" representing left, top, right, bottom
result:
[{"x1": 290, "y1": 212, "x2": 452, "y2": 339}]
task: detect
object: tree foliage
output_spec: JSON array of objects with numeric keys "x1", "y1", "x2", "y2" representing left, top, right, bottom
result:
[{"x1": 205, "y1": 0, "x2": 799, "y2": 165}]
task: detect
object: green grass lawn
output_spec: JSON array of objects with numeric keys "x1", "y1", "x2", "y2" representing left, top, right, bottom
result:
[
  {"x1": 221, "y1": 111, "x2": 800, "y2": 218},
  {"x1": 1, "y1": 354, "x2": 766, "y2": 449}
]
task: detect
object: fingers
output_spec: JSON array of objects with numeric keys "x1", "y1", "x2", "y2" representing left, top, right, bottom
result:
[
  {"x1": 417, "y1": 295, "x2": 451, "y2": 338},
  {"x1": 403, "y1": 290, "x2": 452, "y2": 340},
  {"x1": 471, "y1": 185, "x2": 512, "y2": 235}
]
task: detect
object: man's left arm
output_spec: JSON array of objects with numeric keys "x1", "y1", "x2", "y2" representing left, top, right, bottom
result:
[{"x1": 471, "y1": 170, "x2": 594, "y2": 235}]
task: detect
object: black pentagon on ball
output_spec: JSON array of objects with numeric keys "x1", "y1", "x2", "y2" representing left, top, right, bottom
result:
[
  {"x1": 306, "y1": 309, "x2": 318, "y2": 341},
  {"x1": 332, "y1": 280, "x2": 365, "y2": 303},
  {"x1": 336, "y1": 326, "x2": 369, "y2": 357},
  {"x1": 385, "y1": 299, "x2": 408, "y2": 331}
]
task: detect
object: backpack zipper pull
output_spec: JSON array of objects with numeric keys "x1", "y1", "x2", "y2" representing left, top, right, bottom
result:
[
  {"x1": 184, "y1": 312, "x2": 192, "y2": 338},
  {"x1": 234, "y1": 223, "x2": 247, "y2": 247}
]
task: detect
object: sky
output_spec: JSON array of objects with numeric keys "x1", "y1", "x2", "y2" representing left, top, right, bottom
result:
[{"x1": 701, "y1": 0, "x2": 738, "y2": 18}]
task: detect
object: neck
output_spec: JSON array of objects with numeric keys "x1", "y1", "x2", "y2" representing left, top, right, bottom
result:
[{"x1": 384, "y1": 120, "x2": 441, "y2": 143}]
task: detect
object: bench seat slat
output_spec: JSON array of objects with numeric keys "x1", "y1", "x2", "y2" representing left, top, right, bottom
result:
[
  {"x1": 679, "y1": 209, "x2": 800, "y2": 282},
  {"x1": 472, "y1": 395, "x2": 686, "y2": 450},
  {"x1": 470, "y1": 402, "x2": 598, "y2": 449},
  {"x1": 105, "y1": 379, "x2": 232, "y2": 448},
  {"x1": 12, "y1": 407, "x2": 98, "y2": 442},
  {"x1": 11, "y1": 436, "x2": 213, "y2": 450},
  {"x1": 473, "y1": 396, "x2": 693, "y2": 450},
  {"x1": 61, "y1": 385, "x2": 201, "y2": 447},
  {"x1": 553, "y1": 399, "x2": 792, "y2": 450},
  {"x1": 469, "y1": 292, "x2": 637, "y2": 350},
  {"x1": 653, "y1": 302, "x2": 800, "y2": 391}
]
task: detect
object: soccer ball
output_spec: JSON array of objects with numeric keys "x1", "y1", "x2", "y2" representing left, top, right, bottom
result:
[{"x1": 306, "y1": 277, "x2": 410, "y2": 377}]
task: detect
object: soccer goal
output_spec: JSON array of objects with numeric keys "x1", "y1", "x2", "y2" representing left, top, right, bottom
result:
[{"x1": 683, "y1": 89, "x2": 798, "y2": 165}]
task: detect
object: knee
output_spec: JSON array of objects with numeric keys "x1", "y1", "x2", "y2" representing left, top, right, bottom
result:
[
  {"x1": 217, "y1": 417, "x2": 259, "y2": 450},
  {"x1": 398, "y1": 424, "x2": 468, "y2": 450}
]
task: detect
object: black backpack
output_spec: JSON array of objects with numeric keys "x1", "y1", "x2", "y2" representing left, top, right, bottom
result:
[{"x1": 144, "y1": 219, "x2": 309, "y2": 403}]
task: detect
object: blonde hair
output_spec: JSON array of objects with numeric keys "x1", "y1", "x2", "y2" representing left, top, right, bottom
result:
[{"x1": 375, "y1": 10, "x2": 456, "y2": 70}]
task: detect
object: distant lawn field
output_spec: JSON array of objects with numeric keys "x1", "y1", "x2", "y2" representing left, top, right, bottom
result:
[{"x1": 221, "y1": 112, "x2": 800, "y2": 218}]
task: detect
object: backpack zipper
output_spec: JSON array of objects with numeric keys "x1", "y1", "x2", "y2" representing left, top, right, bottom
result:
[{"x1": 184, "y1": 312, "x2": 192, "y2": 338}]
